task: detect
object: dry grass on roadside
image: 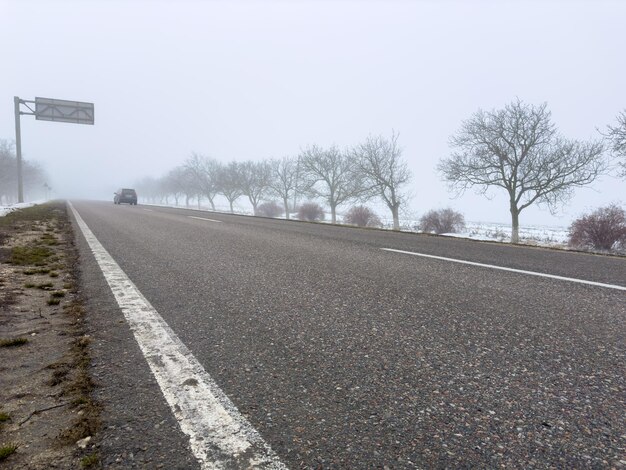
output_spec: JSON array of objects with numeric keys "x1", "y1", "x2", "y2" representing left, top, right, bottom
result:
[{"x1": 0, "y1": 202, "x2": 100, "y2": 467}]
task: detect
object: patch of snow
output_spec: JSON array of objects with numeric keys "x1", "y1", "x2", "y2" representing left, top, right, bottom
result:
[
  {"x1": 379, "y1": 217, "x2": 569, "y2": 248},
  {"x1": 0, "y1": 201, "x2": 43, "y2": 217}
]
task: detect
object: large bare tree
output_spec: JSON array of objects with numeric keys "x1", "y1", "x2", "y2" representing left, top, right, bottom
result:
[
  {"x1": 439, "y1": 100, "x2": 606, "y2": 243},
  {"x1": 239, "y1": 160, "x2": 271, "y2": 214},
  {"x1": 162, "y1": 167, "x2": 188, "y2": 206},
  {"x1": 217, "y1": 162, "x2": 244, "y2": 213},
  {"x1": 353, "y1": 131, "x2": 411, "y2": 230},
  {"x1": 267, "y1": 157, "x2": 299, "y2": 219},
  {"x1": 300, "y1": 145, "x2": 366, "y2": 224},
  {"x1": 184, "y1": 153, "x2": 220, "y2": 210},
  {"x1": 604, "y1": 110, "x2": 626, "y2": 177}
]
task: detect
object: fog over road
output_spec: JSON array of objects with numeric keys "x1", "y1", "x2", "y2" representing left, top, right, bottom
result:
[{"x1": 70, "y1": 200, "x2": 625, "y2": 469}]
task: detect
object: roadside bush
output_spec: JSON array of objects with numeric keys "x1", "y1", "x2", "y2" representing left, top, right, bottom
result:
[
  {"x1": 419, "y1": 208, "x2": 465, "y2": 234},
  {"x1": 344, "y1": 206, "x2": 381, "y2": 228},
  {"x1": 298, "y1": 202, "x2": 325, "y2": 221},
  {"x1": 568, "y1": 204, "x2": 626, "y2": 251},
  {"x1": 255, "y1": 201, "x2": 283, "y2": 218}
]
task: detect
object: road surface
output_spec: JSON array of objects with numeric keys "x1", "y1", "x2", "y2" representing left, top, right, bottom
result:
[{"x1": 69, "y1": 200, "x2": 625, "y2": 469}]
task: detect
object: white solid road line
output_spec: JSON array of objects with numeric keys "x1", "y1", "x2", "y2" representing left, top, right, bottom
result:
[
  {"x1": 381, "y1": 247, "x2": 626, "y2": 291},
  {"x1": 188, "y1": 215, "x2": 222, "y2": 223},
  {"x1": 69, "y1": 203, "x2": 286, "y2": 470},
  {"x1": 143, "y1": 208, "x2": 154, "y2": 212}
]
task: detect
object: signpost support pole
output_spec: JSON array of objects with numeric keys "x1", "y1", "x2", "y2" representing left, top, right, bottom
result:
[{"x1": 14, "y1": 96, "x2": 24, "y2": 203}]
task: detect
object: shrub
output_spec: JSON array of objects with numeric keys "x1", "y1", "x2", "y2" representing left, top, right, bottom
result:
[
  {"x1": 568, "y1": 204, "x2": 626, "y2": 251},
  {"x1": 298, "y1": 202, "x2": 325, "y2": 221},
  {"x1": 344, "y1": 206, "x2": 381, "y2": 227},
  {"x1": 255, "y1": 201, "x2": 284, "y2": 218},
  {"x1": 419, "y1": 208, "x2": 465, "y2": 234}
]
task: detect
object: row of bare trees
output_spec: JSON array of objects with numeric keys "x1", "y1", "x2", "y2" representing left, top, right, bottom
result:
[
  {"x1": 135, "y1": 102, "x2": 623, "y2": 242},
  {"x1": 0, "y1": 139, "x2": 49, "y2": 205},
  {"x1": 135, "y1": 133, "x2": 412, "y2": 230}
]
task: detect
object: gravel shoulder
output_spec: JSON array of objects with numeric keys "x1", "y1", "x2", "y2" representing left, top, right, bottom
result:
[{"x1": 0, "y1": 202, "x2": 99, "y2": 469}]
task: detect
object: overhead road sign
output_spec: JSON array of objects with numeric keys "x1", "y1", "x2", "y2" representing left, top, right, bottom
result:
[
  {"x1": 34, "y1": 97, "x2": 94, "y2": 125},
  {"x1": 13, "y1": 95, "x2": 95, "y2": 202}
]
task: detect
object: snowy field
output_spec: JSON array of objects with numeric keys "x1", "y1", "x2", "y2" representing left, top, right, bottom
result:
[{"x1": 383, "y1": 219, "x2": 569, "y2": 247}]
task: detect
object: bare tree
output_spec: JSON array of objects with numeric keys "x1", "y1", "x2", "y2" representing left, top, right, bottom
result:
[
  {"x1": 439, "y1": 100, "x2": 606, "y2": 243},
  {"x1": 268, "y1": 157, "x2": 299, "y2": 219},
  {"x1": 135, "y1": 176, "x2": 161, "y2": 204},
  {"x1": 353, "y1": 131, "x2": 411, "y2": 230},
  {"x1": 604, "y1": 110, "x2": 626, "y2": 177},
  {"x1": 184, "y1": 153, "x2": 220, "y2": 210},
  {"x1": 22, "y1": 160, "x2": 48, "y2": 200},
  {"x1": 0, "y1": 140, "x2": 17, "y2": 204},
  {"x1": 0, "y1": 139, "x2": 48, "y2": 204},
  {"x1": 162, "y1": 167, "x2": 188, "y2": 205},
  {"x1": 160, "y1": 164, "x2": 201, "y2": 207},
  {"x1": 217, "y1": 162, "x2": 244, "y2": 213},
  {"x1": 300, "y1": 144, "x2": 366, "y2": 224},
  {"x1": 239, "y1": 160, "x2": 271, "y2": 214}
]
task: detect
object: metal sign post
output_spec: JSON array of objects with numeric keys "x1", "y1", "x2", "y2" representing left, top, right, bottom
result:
[
  {"x1": 14, "y1": 97, "x2": 24, "y2": 203},
  {"x1": 13, "y1": 96, "x2": 94, "y2": 202}
]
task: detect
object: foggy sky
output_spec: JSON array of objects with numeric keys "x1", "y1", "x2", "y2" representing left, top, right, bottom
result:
[{"x1": 1, "y1": 0, "x2": 624, "y2": 226}]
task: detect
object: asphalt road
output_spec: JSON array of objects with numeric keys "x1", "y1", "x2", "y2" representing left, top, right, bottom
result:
[{"x1": 70, "y1": 200, "x2": 625, "y2": 469}]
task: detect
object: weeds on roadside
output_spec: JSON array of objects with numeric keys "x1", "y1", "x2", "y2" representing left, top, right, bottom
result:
[
  {"x1": 10, "y1": 246, "x2": 52, "y2": 266},
  {"x1": 80, "y1": 453, "x2": 99, "y2": 468},
  {"x1": 23, "y1": 267, "x2": 50, "y2": 275},
  {"x1": 0, "y1": 443, "x2": 18, "y2": 461},
  {"x1": 47, "y1": 298, "x2": 61, "y2": 306},
  {"x1": 0, "y1": 338, "x2": 28, "y2": 347},
  {"x1": 40, "y1": 233, "x2": 59, "y2": 246}
]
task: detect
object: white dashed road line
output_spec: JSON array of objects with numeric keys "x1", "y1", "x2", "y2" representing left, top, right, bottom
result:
[
  {"x1": 143, "y1": 208, "x2": 154, "y2": 212},
  {"x1": 188, "y1": 216, "x2": 222, "y2": 223},
  {"x1": 69, "y1": 203, "x2": 286, "y2": 469},
  {"x1": 381, "y1": 247, "x2": 626, "y2": 291}
]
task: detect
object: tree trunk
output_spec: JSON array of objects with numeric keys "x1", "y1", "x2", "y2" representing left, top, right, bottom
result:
[
  {"x1": 207, "y1": 197, "x2": 216, "y2": 211},
  {"x1": 283, "y1": 198, "x2": 290, "y2": 220},
  {"x1": 391, "y1": 204, "x2": 400, "y2": 231},
  {"x1": 510, "y1": 204, "x2": 520, "y2": 244},
  {"x1": 331, "y1": 204, "x2": 337, "y2": 224},
  {"x1": 185, "y1": 195, "x2": 190, "y2": 207},
  {"x1": 229, "y1": 200, "x2": 234, "y2": 213},
  {"x1": 173, "y1": 195, "x2": 179, "y2": 206},
  {"x1": 197, "y1": 196, "x2": 201, "y2": 209}
]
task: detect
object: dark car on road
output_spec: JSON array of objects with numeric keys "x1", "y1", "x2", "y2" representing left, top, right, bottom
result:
[{"x1": 114, "y1": 188, "x2": 138, "y2": 205}]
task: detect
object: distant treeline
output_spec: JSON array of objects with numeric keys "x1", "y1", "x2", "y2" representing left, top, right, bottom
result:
[
  {"x1": 0, "y1": 139, "x2": 49, "y2": 205},
  {"x1": 135, "y1": 132, "x2": 411, "y2": 230}
]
